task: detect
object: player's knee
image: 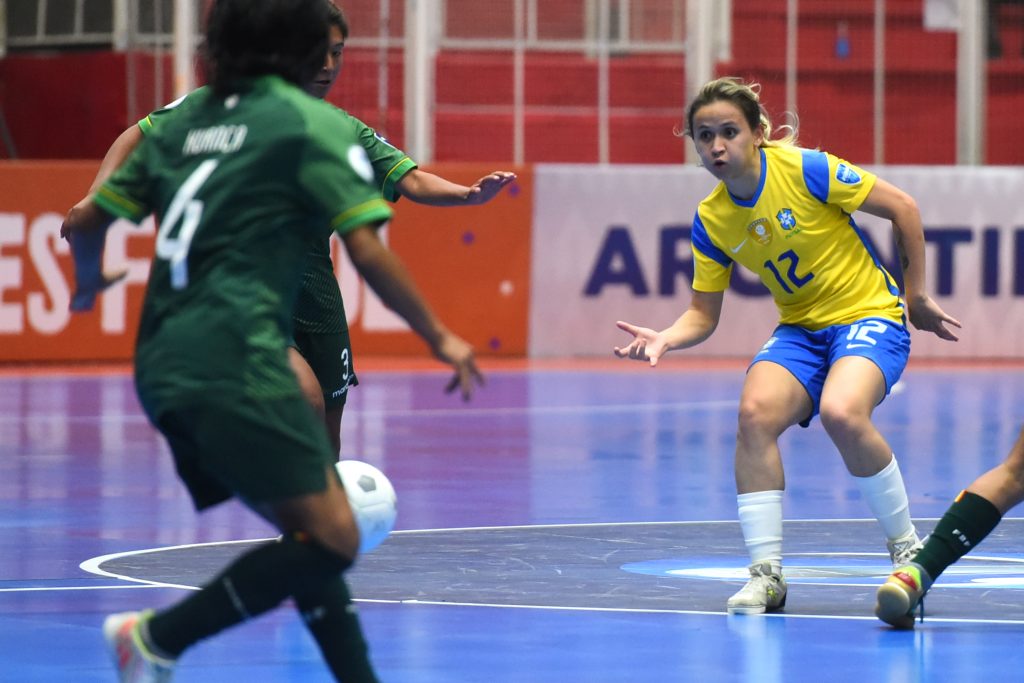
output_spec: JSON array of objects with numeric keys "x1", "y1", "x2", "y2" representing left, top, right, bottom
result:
[
  {"x1": 818, "y1": 402, "x2": 866, "y2": 440},
  {"x1": 309, "y1": 509, "x2": 361, "y2": 564},
  {"x1": 736, "y1": 396, "x2": 783, "y2": 440},
  {"x1": 326, "y1": 527, "x2": 360, "y2": 564},
  {"x1": 282, "y1": 531, "x2": 355, "y2": 574}
]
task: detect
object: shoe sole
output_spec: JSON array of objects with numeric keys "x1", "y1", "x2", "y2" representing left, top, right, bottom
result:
[
  {"x1": 727, "y1": 596, "x2": 786, "y2": 615},
  {"x1": 727, "y1": 605, "x2": 767, "y2": 615},
  {"x1": 875, "y1": 584, "x2": 916, "y2": 629}
]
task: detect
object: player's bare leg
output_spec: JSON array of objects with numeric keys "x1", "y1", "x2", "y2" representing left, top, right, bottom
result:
[
  {"x1": 728, "y1": 362, "x2": 809, "y2": 614},
  {"x1": 820, "y1": 357, "x2": 921, "y2": 566}
]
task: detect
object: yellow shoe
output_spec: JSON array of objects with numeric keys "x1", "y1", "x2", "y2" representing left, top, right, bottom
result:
[{"x1": 875, "y1": 563, "x2": 929, "y2": 629}]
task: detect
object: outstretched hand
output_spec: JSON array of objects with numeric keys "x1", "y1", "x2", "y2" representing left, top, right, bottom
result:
[
  {"x1": 434, "y1": 331, "x2": 485, "y2": 400},
  {"x1": 613, "y1": 320, "x2": 669, "y2": 367},
  {"x1": 907, "y1": 295, "x2": 962, "y2": 342},
  {"x1": 464, "y1": 171, "x2": 517, "y2": 205}
]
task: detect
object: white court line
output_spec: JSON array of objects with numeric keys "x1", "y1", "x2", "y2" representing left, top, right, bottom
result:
[
  {"x1": 379, "y1": 599, "x2": 1024, "y2": 626},
  {"x1": 391, "y1": 517, "x2": 953, "y2": 533},
  {"x1": 78, "y1": 537, "x2": 278, "y2": 591},
  {"x1": 0, "y1": 584, "x2": 161, "y2": 593},
  {"x1": 62, "y1": 519, "x2": 1024, "y2": 626},
  {"x1": 76, "y1": 518, "x2": 894, "y2": 582}
]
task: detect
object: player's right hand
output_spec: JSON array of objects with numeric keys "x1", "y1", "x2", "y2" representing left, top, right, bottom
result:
[{"x1": 613, "y1": 320, "x2": 668, "y2": 367}]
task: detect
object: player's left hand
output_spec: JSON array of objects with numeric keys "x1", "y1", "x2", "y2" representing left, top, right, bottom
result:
[
  {"x1": 464, "y1": 171, "x2": 517, "y2": 205},
  {"x1": 907, "y1": 294, "x2": 962, "y2": 341},
  {"x1": 434, "y1": 331, "x2": 484, "y2": 400}
]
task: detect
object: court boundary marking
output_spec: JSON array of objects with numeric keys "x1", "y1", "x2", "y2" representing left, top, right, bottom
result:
[{"x1": 63, "y1": 518, "x2": 1024, "y2": 627}]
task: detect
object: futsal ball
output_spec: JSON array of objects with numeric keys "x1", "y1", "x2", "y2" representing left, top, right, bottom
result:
[{"x1": 336, "y1": 460, "x2": 397, "y2": 553}]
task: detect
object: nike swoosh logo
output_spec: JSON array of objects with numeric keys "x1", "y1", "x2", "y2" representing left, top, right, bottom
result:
[
  {"x1": 846, "y1": 343, "x2": 873, "y2": 349},
  {"x1": 730, "y1": 239, "x2": 747, "y2": 253}
]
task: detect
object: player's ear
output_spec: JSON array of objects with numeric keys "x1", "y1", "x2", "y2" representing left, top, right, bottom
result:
[{"x1": 753, "y1": 125, "x2": 765, "y2": 147}]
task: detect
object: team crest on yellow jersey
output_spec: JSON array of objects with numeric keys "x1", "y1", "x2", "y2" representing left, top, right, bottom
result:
[
  {"x1": 776, "y1": 208, "x2": 796, "y2": 230},
  {"x1": 747, "y1": 218, "x2": 773, "y2": 246}
]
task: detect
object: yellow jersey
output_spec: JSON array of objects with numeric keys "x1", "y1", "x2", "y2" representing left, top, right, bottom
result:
[{"x1": 690, "y1": 145, "x2": 903, "y2": 330}]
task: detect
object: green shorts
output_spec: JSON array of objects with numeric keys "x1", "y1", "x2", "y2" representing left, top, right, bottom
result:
[
  {"x1": 152, "y1": 395, "x2": 339, "y2": 510},
  {"x1": 291, "y1": 328, "x2": 359, "y2": 410}
]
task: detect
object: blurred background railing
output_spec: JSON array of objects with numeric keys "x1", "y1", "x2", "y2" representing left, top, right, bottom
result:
[{"x1": 0, "y1": 0, "x2": 1021, "y2": 164}]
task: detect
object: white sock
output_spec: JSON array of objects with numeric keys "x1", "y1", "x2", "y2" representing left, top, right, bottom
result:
[
  {"x1": 737, "y1": 490, "x2": 784, "y2": 569},
  {"x1": 853, "y1": 454, "x2": 916, "y2": 541}
]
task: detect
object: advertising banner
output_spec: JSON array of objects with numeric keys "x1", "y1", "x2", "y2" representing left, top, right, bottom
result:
[
  {"x1": 530, "y1": 164, "x2": 1024, "y2": 359},
  {"x1": 3, "y1": 160, "x2": 1022, "y2": 362},
  {"x1": 0, "y1": 162, "x2": 532, "y2": 362}
]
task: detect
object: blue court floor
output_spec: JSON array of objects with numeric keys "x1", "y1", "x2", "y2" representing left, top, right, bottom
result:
[{"x1": 3, "y1": 359, "x2": 1024, "y2": 682}]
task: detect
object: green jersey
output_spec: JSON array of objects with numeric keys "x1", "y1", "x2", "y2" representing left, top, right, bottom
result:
[
  {"x1": 291, "y1": 111, "x2": 416, "y2": 333},
  {"x1": 141, "y1": 97, "x2": 417, "y2": 335},
  {"x1": 96, "y1": 75, "x2": 392, "y2": 408}
]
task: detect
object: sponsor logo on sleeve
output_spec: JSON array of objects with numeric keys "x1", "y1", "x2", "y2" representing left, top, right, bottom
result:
[{"x1": 835, "y1": 163, "x2": 861, "y2": 185}]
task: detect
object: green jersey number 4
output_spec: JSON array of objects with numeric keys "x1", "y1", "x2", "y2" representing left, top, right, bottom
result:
[{"x1": 156, "y1": 159, "x2": 219, "y2": 289}]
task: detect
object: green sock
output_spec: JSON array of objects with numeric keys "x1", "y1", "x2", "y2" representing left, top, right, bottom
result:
[
  {"x1": 296, "y1": 578, "x2": 380, "y2": 683},
  {"x1": 913, "y1": 491, "x2": 1002, "y2": 582}
]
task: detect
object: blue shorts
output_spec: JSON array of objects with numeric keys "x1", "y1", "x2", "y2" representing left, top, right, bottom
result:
[{"x1": 749, "y1": 317, "x2": 910, "y2": 426}]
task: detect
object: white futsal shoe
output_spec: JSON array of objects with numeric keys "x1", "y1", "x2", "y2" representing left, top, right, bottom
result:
[
  {"x1": 727, "y1": 562, "x2": 787, "y2": 614},
  {"x1": 887, "y1": 530, "x2": 925, "y2": 568}
]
